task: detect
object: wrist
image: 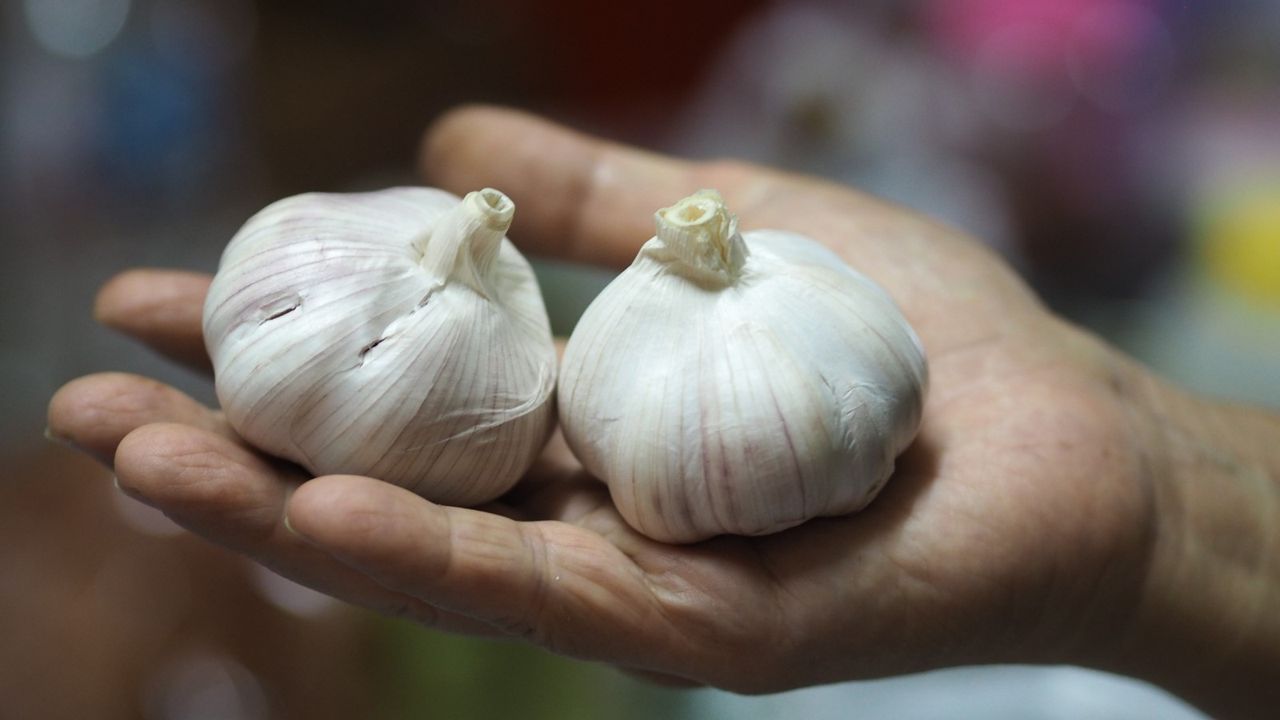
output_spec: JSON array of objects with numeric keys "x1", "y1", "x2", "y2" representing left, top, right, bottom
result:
[{"x1": 1094, "y1": 362, "x2": 1280, "y2": 717}]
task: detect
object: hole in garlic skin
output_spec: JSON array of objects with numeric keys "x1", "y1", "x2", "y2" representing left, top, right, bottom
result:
[
  {"x1": 260, "y1": 303, "x2": 299, "y2": 323},
  {"x1": 357, "y1": 337, "x2": 386, "y2": 364},
  {"x1": 256, "y1": 293, "x2": 303, "y2": 325}
]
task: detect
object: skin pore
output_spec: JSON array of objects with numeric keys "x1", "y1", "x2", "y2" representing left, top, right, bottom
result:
[{"x1": 47, "y1": 107, "x2": 1280, "y2": 718}]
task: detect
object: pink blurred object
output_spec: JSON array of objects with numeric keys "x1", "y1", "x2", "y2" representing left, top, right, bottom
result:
[
  {"x1": 925, "y1": 0, "x2": 1160, "y2": 79},
  {"x1": 924, "y1": 0, "x2": 1173, "y2": 121}
]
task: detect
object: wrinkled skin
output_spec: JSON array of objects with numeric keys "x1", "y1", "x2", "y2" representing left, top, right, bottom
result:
[{"x1": 49, "y1": 107, "x2": 1161, "y2": 692}]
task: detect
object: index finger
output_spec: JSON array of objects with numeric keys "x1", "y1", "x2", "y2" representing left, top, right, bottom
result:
[{"x1": 420, "y1": 105, "x2": 767, "y2": 269}]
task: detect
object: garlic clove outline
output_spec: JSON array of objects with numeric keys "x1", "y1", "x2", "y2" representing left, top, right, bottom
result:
[
  {"x1": 203, "y1": 187, "x2": 556, "y2": 506},
  {"x1": 558, "y1": 189, "x2": 927, "y2": 543}
]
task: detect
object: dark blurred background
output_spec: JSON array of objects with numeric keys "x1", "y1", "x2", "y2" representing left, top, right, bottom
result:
[{"x1": 3, "y1": 1, "x2": 1278, "y2": 718}]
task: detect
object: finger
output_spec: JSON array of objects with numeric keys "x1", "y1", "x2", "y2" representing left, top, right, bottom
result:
[
  {"x1": 286, "y1": 475, "x2": 674, "y2": 665},
  {"x1": 113, "y1": 423, "x2": 499, "y2": 636},
  {"x1": 618, "y1": 667, "x2": 703, "y2": 689},
  {"x1": 418, "y1": 107, "x2": 1020, "y2": 350},
  {"x1": 420, "y1": 105, "x2": 768, "y2": 269},
  {"x1": 96, "y1": 269, "x2": 213, "y2": 374},
  {"x1": 47, "y1": 372, "x2": 234, "y2": 466}
]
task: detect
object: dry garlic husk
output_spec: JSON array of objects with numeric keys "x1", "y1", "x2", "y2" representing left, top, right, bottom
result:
[
  {"x1": 203, "y1": 187, "x2": 556, "y2": 505},
  {"x1": 559, "y1": 190, "x2": 927, "y2": 543}
]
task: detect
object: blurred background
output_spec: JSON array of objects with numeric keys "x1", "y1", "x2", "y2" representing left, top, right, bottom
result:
[{"x1": 4, "y1": 0, "x2": 1278, "y2": 718}]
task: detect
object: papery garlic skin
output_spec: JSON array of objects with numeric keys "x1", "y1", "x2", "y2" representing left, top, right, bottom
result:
[
  {"x1": 203, "y1": 187, "x2": 555, "y2": 505},
  {"x1": 559, "y1": 190, "x2": 927, "y2": 543}
]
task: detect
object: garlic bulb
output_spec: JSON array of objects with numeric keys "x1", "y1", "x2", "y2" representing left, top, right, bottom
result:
[
  {"x1": 559, "y1": 190, "x2": 927, "y2": 543},
  {"x1": 203, "y1": 187, "x2": 556, "y2": 505}
]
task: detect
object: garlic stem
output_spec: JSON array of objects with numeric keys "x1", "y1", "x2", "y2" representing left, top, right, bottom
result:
[
  {"x1": 419, "y1": 188, "x2": 514, "y2": 295},
  {"x1": 653, "y1": 189, "x2": 748, "y2": 285}
]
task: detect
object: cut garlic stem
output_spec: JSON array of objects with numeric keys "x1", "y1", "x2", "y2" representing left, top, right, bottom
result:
[
  {"x1": 652, "y1": 189, "x2": 749, "y2": 285},
  {"x1": 419, "y1": 187, "x2": 514, "y2": 295}
]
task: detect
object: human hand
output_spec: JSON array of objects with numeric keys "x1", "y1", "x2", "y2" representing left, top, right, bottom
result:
[{"x1": 47, "y1": 107, "x2": 1278, "y2": 713}]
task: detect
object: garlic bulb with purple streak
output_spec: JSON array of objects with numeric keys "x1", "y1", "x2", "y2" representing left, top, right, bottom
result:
[
  {"x1": 558, "y1": 190, "x2": 927, "y2": 543},
  {"x1": 203, "y1": 187, "x2": 555, "y2": 505}
]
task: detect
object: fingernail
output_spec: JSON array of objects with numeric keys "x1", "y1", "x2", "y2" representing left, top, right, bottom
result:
[
  {"x1": 45, "y1": 426, "x2": 115, "y2": 467},
  {"x1": 282, "y1": 513, "x2": 299, "y2": 537},
  {"x1": 113, "y1": 475, "x2": 143, "y2": 500},
  {"x1": 44, "y1": 425, "x2": 71, "y2": 446}
]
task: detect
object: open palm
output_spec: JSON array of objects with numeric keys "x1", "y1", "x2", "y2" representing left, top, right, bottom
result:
[{"x1": 49, "y1": 107, "x2": 1154, "y2": 689}]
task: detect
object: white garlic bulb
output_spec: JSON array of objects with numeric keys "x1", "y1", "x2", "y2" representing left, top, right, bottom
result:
[
  {"x1": 559, "y1": 190, "x2": 927, "y2": 543},
  {"x1": 203, "y1": 187, "x2": 556, "y2": 505}
]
